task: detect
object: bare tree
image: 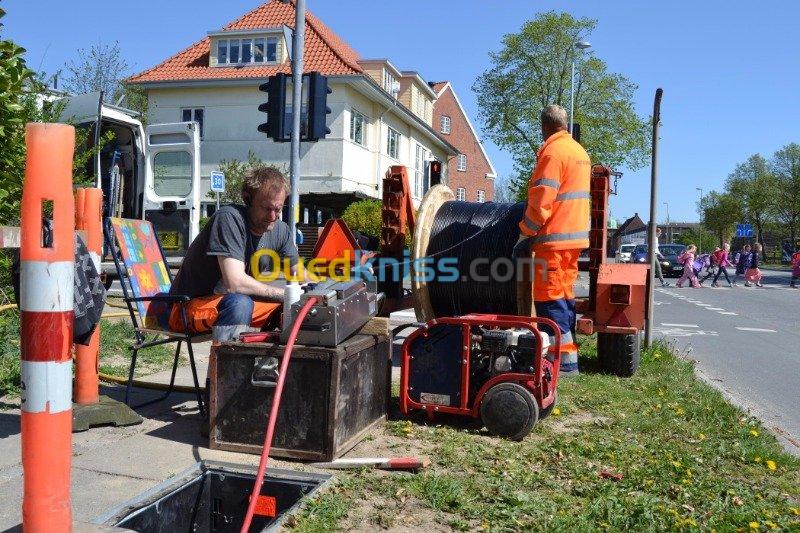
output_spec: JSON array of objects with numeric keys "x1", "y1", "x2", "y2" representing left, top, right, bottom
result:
[
  {"x1": 63, "y1": 41, "x2": 129, "y2": 99},
  {"x1": 492, "y1": 174, "x2": 521, "y2": 203}
]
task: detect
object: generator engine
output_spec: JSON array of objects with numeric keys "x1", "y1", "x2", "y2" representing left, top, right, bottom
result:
[
  {"x1": 468, "y1": 328, "x2": 548, "y2": 399},
  {"x1": 400, "y1": 314, "x2": 562, "y2": 441}
]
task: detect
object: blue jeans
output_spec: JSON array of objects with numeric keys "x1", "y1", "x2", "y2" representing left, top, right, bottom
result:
[{"x1": 213, "y1": 293, "x2": 255, "y2": 342}]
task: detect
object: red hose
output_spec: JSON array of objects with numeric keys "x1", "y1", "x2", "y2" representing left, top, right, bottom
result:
[{"x1": 240, "y1": 296, "x2": 318, "y2": 532}]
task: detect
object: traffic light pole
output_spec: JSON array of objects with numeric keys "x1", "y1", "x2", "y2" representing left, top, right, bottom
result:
[{"x1": 289, "y1": 0, "x2": 305, "y2": 240}]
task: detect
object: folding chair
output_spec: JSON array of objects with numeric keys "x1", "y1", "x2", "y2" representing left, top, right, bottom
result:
[{"x1": 104, "y1": 217, "x2": 206, "y2": 416}]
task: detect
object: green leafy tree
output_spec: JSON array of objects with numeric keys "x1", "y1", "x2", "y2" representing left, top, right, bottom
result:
[
  {"x1": 724, "y1": 154, "x2": 778, "y2": 246},
  {"x1": 677, "y1": 228, "x2": 716, "y2": 254},
  {"x1": 770, "y1": 143, "x2": 800, "y2": 245},
  {"x1": 0, "y1": 7, "x2": 38, "y2": 225},
  {"x1": 699, "y1": 191, "x2": 741, "y2": 246},
  {"x1": 473, "y1": 11, "x2": 649, "y2": 197}
]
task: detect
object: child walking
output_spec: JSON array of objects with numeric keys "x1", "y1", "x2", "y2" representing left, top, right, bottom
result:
[
  {"x1": 733, "y1": 244, "x2": 751, "y2": 286},
  {"x1": 745, "y1": 243, "x2": 763, "y2": 287},
  {"x1": 710, "y1": 243, "x2": 733, "y2": 287},
  {"x1": 676, "y1": 244, "x2": 700, "y2": 288},
  {"x1": 790, "y1": 245, "x2": 800, "y2": 288}
]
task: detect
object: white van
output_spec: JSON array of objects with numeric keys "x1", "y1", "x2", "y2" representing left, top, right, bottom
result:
[
  {"x1": 616, "y1": 243, "x2": 636, "y2": 263},
  {"x1": 58, "y1": 92, "x2": 201, "y2": 266}
]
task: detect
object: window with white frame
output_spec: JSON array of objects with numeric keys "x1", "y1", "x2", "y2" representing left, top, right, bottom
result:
[
  {"x1": 440, "y1": 115, "x2": 451, "y2": 134},
  {"x1": 216, "y1": 36, "x2": 278, "y2": 65},
  {"x1": 456, "y1": 187, "x2": 466, "y2": 201},
  {"x1": 457, "y1": 153, "x2": 467, "y2": 171},
  {"x1": 349, "y1": 109, "x2": 366, "y2": 146},
  {"x1": 181, "y1": 108, "x2": 204, "y2": 139},
  {"x1": 414, "y1": 144, "x2": 427, "y2": 197},
  {"x1": 477, "y1": 189, "x2": 485, "y2": 202},
  {"x1": 383, "y1": 69, "x2": 396, "y2": 93},
  {"x1": 386, "y1": 127, "x2": 400, "y2": 159}
]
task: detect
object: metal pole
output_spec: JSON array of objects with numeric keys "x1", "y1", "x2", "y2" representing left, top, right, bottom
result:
[
  {"x1": 569, "y1": 59, "x2": 575, "y2": 134},
  {"x1": 644, "y1": 88, "x2": 663, "y2": 348},
  {"x1": 289, "y1": 0, "x2": 305, "y2": 243}
]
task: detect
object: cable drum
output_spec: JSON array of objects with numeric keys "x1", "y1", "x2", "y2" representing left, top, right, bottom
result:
[{"x1": 412, "y1": 185, "x2": 531, "y2": 321}]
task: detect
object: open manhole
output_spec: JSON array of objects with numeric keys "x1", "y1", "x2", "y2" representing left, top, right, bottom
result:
[{"x1": 94, "y1": 461, "x2": 330, "y2": 532}]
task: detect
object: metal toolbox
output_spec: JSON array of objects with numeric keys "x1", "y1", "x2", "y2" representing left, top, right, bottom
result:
[{"x1": 209, "y1": 334, "x2": 390, "y2": 461}]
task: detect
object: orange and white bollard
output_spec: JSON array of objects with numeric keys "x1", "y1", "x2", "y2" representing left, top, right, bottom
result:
[
  {"x1": 20, "y1": 123, "x2": 75, "y2": 532},
  {"x1": 74, "y1": 188, "x2": 102, "y2": 405}
]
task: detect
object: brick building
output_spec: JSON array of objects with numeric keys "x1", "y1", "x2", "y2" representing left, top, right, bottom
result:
[{"x1": 429, "y1": 82, "x2": 497, "y2": 201}]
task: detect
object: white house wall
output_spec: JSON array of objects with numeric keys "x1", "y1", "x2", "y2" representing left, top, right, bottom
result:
[{"x1": 147, "y1": 81, "x2": 448, "y2": 204}]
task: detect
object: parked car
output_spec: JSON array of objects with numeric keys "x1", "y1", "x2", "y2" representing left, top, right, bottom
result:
[
  {"x1": 615, "y1": 243, "x2": 636, "y2": 263},
  {"x1": 630, "y1": 244, "x2": 686, "y2": 277}
]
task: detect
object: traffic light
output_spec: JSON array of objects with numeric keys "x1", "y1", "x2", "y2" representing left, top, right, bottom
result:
[
  {"x1": 429, "y1": 160, "x2": 442, "y2": 186},
  {"x1": 258, "y1": 72, "x2": 331, "y2": 142},
  {"x1": 307, "y1": 72, "x2": 332, "y2": 141},
  {"x1": 257, "y1": 73, "x2": 287, "y2": 142}
]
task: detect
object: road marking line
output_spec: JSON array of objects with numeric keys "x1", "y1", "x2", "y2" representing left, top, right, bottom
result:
[
  {"x1": 696, "y1": 303, "x2": 712, "y2": 307},
  {"x1": 661, "y1": 323, "x2": 699, "y2": 328},
  {"x1": 735, "y1": 327, "x2": 776, "y2": 333},
  {"x1": 718, "y1": 311, "x2": 738, "y2": 315},
  {"x1": 707, "y1": 307, "x2": 724, "y2": 311}
]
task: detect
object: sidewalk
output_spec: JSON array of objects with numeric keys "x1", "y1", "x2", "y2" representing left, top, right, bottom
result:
[{"x1": 0, "y1": 309, "x2": 421, "y2": 529}]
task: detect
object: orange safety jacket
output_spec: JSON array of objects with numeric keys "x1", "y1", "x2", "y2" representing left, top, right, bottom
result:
[{"x1": 519, "y1": 130, "x2": 591, "y2": 251}]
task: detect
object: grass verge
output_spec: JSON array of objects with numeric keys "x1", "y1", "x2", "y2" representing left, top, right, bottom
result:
[
  {"x1": 0, "y1": 312, "x2": 176, "y2": 396},
  {"x1": 292, "y1": 337, "x2": 800, "y2": 531}
]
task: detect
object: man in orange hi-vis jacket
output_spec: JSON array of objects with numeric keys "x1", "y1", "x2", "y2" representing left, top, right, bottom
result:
[{"x1": 518, "y1": 104, "x2": 591, "y2": 376}]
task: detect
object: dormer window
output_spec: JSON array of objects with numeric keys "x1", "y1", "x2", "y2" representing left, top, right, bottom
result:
[{"x1": 215, "y1": 35, "x2": 278, "y2": 65}]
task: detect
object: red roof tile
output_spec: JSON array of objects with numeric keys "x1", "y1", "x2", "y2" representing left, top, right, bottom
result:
[{"x1": 128, "y1": 0, "x2": 362, "y2": 84}]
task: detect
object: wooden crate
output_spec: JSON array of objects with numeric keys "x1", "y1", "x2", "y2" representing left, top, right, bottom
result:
[{"x1": 209, "y1": 333, "x2": 390, "y2": 461}]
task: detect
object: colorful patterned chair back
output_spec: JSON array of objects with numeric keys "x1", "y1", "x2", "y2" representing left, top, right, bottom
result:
[{"x1": 108, "y1": 218, "x2": 172, "y2": 328}]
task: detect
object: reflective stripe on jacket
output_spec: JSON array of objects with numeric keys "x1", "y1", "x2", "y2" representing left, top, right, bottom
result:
[{"x1": 519, "y1": 130, "x2": 591, "y2": 251}]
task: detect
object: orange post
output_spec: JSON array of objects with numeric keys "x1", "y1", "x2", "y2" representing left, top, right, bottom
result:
[
  {"x1": 20, "y1": 123, "x2": 75, "y2": 532},
  {"x1": 74, "y1": 188, "x2": 103, "y2": 405}
]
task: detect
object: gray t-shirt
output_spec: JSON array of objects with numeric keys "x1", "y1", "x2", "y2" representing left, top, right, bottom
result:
[{"x1": 170, "y1": 204, "x2": 298, "y2": 298}]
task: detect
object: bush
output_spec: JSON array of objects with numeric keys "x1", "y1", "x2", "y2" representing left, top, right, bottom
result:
[
  {"x1": 212, "y1": 151, "x2": 288, "y2": 205},
  {"x1": 341, "y1": 199, "x2": 382, "y2": 239}
]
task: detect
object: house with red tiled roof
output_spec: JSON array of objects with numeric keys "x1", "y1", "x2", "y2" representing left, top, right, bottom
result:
[
  {"x1": 429, "y1": 81, "x2": 497, "y2": 202},
  {"x1": 128, "y1": 0, "x2": 458, "y2": 221}
]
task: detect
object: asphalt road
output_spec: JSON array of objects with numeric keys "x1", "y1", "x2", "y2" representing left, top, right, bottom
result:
[{"x1": 650, "y1": 268, "x2": 800, "y2": 453}]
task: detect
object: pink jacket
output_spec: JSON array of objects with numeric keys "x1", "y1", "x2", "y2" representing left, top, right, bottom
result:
[
  {"x1": 716, "y1": 251, "x2": 731, "y2": 267},
  {"x1": 678, "y1": 251, "x2": 695, "y2": 265}
]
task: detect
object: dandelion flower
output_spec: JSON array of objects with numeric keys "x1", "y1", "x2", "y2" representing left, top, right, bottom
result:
[
  {"x1": 552, "y1": 407, "x2": 561, "y2": 416},
  {"x1": 766, "y1": 460, "x2": 776, "y2": 471},
  {"x1": 749, "y1": 429, "x2": 759, "y2": 437}
]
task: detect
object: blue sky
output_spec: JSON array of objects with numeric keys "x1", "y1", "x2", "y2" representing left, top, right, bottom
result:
[{"x1": 5, "y1": 1, "x2": 800, "y2": 223}]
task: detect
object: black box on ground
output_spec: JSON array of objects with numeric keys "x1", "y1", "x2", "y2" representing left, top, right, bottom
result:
[
  {"x1": 94, "y1": 461, "x2": 331, "y2": 532},
  {"x1": 210, "y1": 333, "x2": 390, "y2": 461}
]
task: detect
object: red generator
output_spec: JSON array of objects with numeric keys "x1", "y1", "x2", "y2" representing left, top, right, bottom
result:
[{"x1": 399, "y1": 314, "x2": 562, "y2": 440}]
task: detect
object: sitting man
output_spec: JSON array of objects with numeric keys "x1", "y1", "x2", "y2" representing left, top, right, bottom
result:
[{"x1": 168, "y1": 165, "x2": 299, "y2": 342}]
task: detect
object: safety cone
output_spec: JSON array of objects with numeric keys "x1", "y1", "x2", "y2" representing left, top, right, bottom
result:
[
  {"x1": 19, "y1": 123, "x2": 74, "y2": 532},
  {"x1": 72, "y1": 187, "x2": 141, "y2": 431}
]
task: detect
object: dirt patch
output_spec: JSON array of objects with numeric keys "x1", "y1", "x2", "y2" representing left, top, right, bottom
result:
[
  {"x1": 547, "y1": 410, "x2": 611, "y2": 434},
  {"x1": 343, "y1": 491, "x2": 452, "y2": 532}
]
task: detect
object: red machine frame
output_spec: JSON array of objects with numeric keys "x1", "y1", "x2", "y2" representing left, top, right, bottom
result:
[{"x1": 399, "y1": 314, "x2": 562, "y2": 419}]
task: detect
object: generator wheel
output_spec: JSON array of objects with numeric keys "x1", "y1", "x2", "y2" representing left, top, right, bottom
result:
[
  {"x1": 539, "y1": 392, "x2": 557, "y2": 419},
  {"x1": 480, "y1": 383, "x2": 539, "y2": 441},
  {"x1": 597, "y1": 332, "x2": 640, "y2": 377}
]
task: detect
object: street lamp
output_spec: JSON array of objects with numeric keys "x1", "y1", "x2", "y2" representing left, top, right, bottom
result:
[
  {"x1": 569, "y1": 40, "x2": 592, "y2": 134},
  {"x1": 696, "y1": 187, "x2": 704, "y2": 254}
]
